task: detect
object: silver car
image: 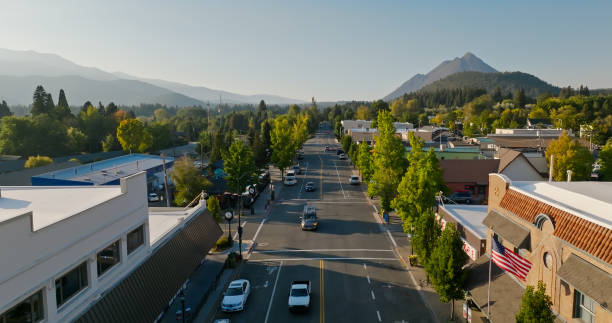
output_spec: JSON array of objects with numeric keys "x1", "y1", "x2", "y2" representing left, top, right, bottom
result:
[{"x1": 349, "y1": 175, "x2": 360, "y2": 185}]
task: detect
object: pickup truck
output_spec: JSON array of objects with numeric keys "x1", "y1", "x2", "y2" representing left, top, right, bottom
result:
[{"x1": 288, "y1": 280, "x2": 311, "y2": 311}]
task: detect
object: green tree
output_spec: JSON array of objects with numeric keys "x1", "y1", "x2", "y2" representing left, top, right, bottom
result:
[
  {"x1": 425, "y1": 222, "x2": 468, "y2": 320},
  {"x1": 207, "y1": 195, "x2": 223, "y2": 223},
  {"x1": 24, "y1": 155, "x2": 53, "y2": 168},
  {"x1": 0, "y1": 100, "x2": 11, "y2": 118},
  {"x1": 599, "y1": 139, "x2": 612, "y2": 180},
  {"x1": 516, "y1": 281, "x2": 555, "y2": 323},
  {"x1": 270, "y1": 118, "x2": 294, "y2": 179},
  {"x1": 116, "y1": 119, "x2": 152, "y2": 153},
  {"x1": 545, "y1": 131, "x2": 593, "y2": 181},
  {"x1": 252, "y1": 135, "x2": 268, "y2": 169},
  {"x1": 66, "y1": 127, "x2": 87, "y2": 153},
  {"x1": 101, "y1": 134, "x2": 120, "y2": 152},
  {"x1": 370, "y1": 100, "x2": 389, "y2": 119},
  {"x1": 223, "y1": 140, "x2": 258, "y2": 193},
  {"x1": 260, "y1": 120, "x2": 272, "y2": 150},
  {"x1": 341, "y1": 134, "x2": 352, "y2": 153},
  {"x1": 412, "y1": 210, "x2": 441, "y2": 268},
  {"x1": 209, "y1": 127, "x2": 224, "y2": 163},
  {"x1": 368, "y1": 110, "x2": 406, "y2": 212},
  {"x1": 169, "y1": 156, "x2": 212, "y2": 206},
  {"x1": 291, "y1": 114, "x2": 310, "y2": 150},
  {"x1": 257, "y1": 100, "x2": 268, "y2": 124},
  {"x1": 31, "y1": 85, "x2": 51, "y2": 116},
  {"x1": 57, "y1": 89, "x2": 69, "y2": 109},
  {"x1": 147, "y1": 122, "x2": 173, "y2": 151},
  {"x1": 355, "y1": 105, "x2": 370, "y2": 120},
  {"x1": 357, "y1": 141, "x2": 373, "y2": 181},
  {"x1": 514, "y1": 88, "x2": 527, "y2": 109}
]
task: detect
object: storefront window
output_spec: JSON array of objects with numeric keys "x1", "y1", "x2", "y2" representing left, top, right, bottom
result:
[
  {"x1": 56, "y1": 262, "x2": 88, "y2": 307},
  {"x1": 127, "y1": 225, "x2": 144, "y2": 255},
  {"x1": 0, "y1": 290, "x2": 44, "y2": 322},
  {"x1": 97, "y1": 240, "x2": 121, "y2": 276}
]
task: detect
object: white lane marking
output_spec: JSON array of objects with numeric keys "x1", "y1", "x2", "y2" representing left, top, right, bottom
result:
[
  {"x1": 297, "y1": 162, "x2": 309, "y2": 199},
  {"x1": 371, "y1": 290, "x2": 376, "y2": 300},
  {"x1": 249, "y1": 257, "x2": 399, "y2": 262},
  {"x1": 318, "y1": 153, "x2": 324, "y2": 200},
  {"x1": 366, "y1": 275, "x2": 371, "y2": 284},
  {"x1": 363, "y1": 263, "x2": 367, "y2": 270},
  {"x1": 376, "y1": 310, "x2": 382, "y2": 322},
  {"x1": 386, "y1": 230, "x2": 398, "y2": 248},
  {"x1": 372, "y1": 204, "x2": 378, "y2": 213},
  {"x1": 255, "y1": 249, "x2": 393, "y2": 253},
  {"x1": 264, "y1": 260, "x2": 282, "y2": 323},
  {"x1": 251, "y1": 218, "x2": 266, "y2": 242},
  {"x1": 333, "y1": 161, "x2": 347, "y2": 199}
]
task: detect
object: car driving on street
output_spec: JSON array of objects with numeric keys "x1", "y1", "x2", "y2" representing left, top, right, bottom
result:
[
  {"x1": 221, "y1": 279, "x2": 251, "y2": 312},
  {"x1": 300, "y1": 205, "x2": 318, "y2": 230},
  {"x1": 284, "y1": 170, "x2": 297, "y2": 186},
  {"x1": 349, "y1": 175, "x2": 360, "y2": 185},
  {"x1": 288, "y1": 280, "x2": 311, "y2": 311},
  {"x1": 304, "y1": 182, "x2": 316, "y2": 192},
  {"x1": 147, "y1": 192, "x2": 160, "y2": 202},
  {"x1": 338, "y1": 153, "x2": 347, "y2": 160}
]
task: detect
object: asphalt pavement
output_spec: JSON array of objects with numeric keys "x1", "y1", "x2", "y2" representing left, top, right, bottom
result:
[{"x1": 208, "y1": 127, "x2": 436, "y2": 323}]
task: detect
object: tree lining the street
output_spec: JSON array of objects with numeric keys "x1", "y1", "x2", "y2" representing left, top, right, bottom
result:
[
  {"x1": 169, "y1": 156, "x2": 212, "y2": 206},
  {"x1": 270, "y1": 117, "x2": 294, "y2": 179},
  {"x1": 356, "y1": 141, "x2": 373, "y2": 181},
  {"x1": 516, "y1": 281, "x2": 555, "y2": 323},
  {"x1": 222, "y1": 140, "x2": 258, "y2": 194}
]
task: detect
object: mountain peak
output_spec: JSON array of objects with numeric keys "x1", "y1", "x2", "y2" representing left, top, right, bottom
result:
[{"x1": 384, "y1": 53, "x2": 497, "y2": 101}]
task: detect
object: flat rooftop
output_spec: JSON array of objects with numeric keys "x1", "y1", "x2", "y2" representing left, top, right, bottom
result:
[
  {"x1": 32, "y1": 154, "x2": 173, "y2": 185},
  {"x1": 0, "y1": 186, "x2": 123, "y2": 231},
  {"x1": 439, "y1": 204, "x2": 488, "y2": 239},
  {"x1": 511, "y1": 181, "x2": 612, "y2": 230},
  {"x1": 148, "y1": 207, "x2": 195, "y2": 246}
]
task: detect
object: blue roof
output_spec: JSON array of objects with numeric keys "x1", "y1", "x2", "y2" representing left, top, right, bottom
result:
[{"x1": 32, "y1": 154, "x2": 174, "y2": 186}]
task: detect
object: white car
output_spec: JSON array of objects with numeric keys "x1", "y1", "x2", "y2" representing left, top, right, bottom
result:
[
  {"x1": 147, "y1": 192, "x2": 160, "y2": 202},
  {"x1": 284, "y1": 171, "x2": 297, "y2": 186},
  {"x1": 221, "y1": 279, "x2": 251, "y2": 312},
  {"x1": 349, "y1": 175, "x2": 360, "y2": 185},
  {"x1": 338, "y1": 153, "x2": 347, "y2": 160}
]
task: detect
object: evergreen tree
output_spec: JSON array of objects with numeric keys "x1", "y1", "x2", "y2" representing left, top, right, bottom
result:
[
  {"x1": 492, "y1": 86, "x2": 503, "y2": 103},
  {"x1": 0, "y1": 100, "x2": 12, "y2": 118},
  {"x1": 516, "y1": 281, "x2": 555, "y2": 323},
  {"x1": 426, "y1": 222, "x2": 468, "y2": 320},
  {"x1": 31, "y1": 85, "x2": 50, "y2": 115},
  {"x1": 105, "y1": 102, "x2": 118, "y2": 115},
  {"x1": 514, "y1": 88, "x2": 526, "y2": 109},
  {"x1": 260, "y1": 120, "x2": 272, "y2": 150},
  {"x1": 257, "y1": 100, "x2": 268, "y2": 124},
  {"x1": 57, "y1": 89, "x2": 69, "y2": 108},
  {"x1": 209, "y1": 128, "x2": 224, "y2": 163}
]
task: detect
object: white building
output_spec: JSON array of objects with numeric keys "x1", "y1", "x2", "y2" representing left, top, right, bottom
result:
[
  {"x1": 0, "y1": 172, "x2": 218, "y2": 322},
  {"x1": 341, "y1": 120, "x2": 372, "y2": 134}
]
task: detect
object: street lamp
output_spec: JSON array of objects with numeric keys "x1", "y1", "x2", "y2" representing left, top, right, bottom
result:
[{"x1": 224, "y1": 210, "x2": 233, "y2": 243}]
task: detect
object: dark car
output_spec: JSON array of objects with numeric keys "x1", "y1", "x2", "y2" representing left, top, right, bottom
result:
[
  {"x1": 304, "y1": 182, "x2": 315, "y2": 192},
  {"x1": 336, "y1": 149, "x2": 344, "y2": 155},
  {"x1": 293, "y1": 165, "x2": 301, "y2": 175},
  {"x1": 300, "y1": 206, "x2": 318, "y2": 231},
  {"x1": 449, "y1": 191, "x2": 474, "y2": 204}
]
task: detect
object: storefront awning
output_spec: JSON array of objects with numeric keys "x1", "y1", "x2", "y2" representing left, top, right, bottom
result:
[
  {"x1": 483, "y1": 210, "x2": 530, "y2": 250},
  {"x1": 557, "y1": 254, "x2": 612, "y2": 310}
]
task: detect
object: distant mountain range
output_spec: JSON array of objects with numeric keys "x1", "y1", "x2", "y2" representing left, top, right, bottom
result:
[
  {"x1": 0, "y1": 48, "x2": 304, "y2": 106},
  {"x1": 384, "y1": 52, "x2": 497, "y2": 101}
]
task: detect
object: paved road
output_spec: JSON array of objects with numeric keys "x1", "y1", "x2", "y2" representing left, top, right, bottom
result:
[{"x1": 211, "y1": 126, "x2": 435, "y2": 323}]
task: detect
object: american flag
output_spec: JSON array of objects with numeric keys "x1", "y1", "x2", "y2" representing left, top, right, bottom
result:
[{"x1": 491, "y1": 236, "x2": 532, "y2": 280}]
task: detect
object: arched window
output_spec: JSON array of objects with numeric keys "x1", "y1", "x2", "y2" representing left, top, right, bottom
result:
[{"x1": 534, "y1": 213, "x2": 554, "y2": 230}]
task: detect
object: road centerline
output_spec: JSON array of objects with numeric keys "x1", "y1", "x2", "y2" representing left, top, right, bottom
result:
[
  {"x1": 264, "y1": 260, "x2": 282, "y2": 323},
  {"x1": 320, "y1": 259, "x2": 325, "y2": 323}
]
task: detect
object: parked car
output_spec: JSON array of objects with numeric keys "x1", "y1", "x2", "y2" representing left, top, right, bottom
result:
[
  {"x1": 349, "y1": 175, "x2": 360, "y2": 185},
  {"x1": 338, "y1": 153, "x2": 347, "y2": 160},
  {"x1": 284, "y1": 171, "x2": 297, "y2": 186},
  {"x1": 293, "y1": 165, "x2": 301, "y2": 175},
  {"x1": 300, "y1": 205, "x2": 318, "y2": 230},
  {"x1": 449, "y1": 191, "x2": 474, "y2": 204},
  {"x1": 147, "y1": 192, "x2": 160, "y2": 202},
  {"x1": 221, "y1": 279, "x2": 251, "y2": 312},
  {"x1": 324, "y1": 145, "x2": 330, "y2": 151},
  {"x1": 304, "y1": 182, "x2": 316, "y2": 192},
  {"x1": 336, "y1": 149, "x2": 344, "y2": 155},
  {"x1": 297, "y1": 150, "x2": 304, "y2": 160},
  {"x1": 288, "y1": 280, "x2": 311, "y2": 311}
]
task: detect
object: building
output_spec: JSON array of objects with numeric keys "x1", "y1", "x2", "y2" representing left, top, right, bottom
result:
[
  {"x1": 341, "y1": 120, "x2": 372, "y2": 134},
  {"x1": 495, "y1": 148, "x2": 546, "y2": 181},
  {"x1": 437, "y1": 204, "x2": 488, "y2": 262},
  {"x1": 347, "y1": 128, "x2": 379, "y2": 145},
  {"x1": 0, "y1": 172, "x2": 222, "y2": 322},
  {"x1": 440, "y1": 159, "x2": 500, "y2": 202},
  {"x1": 526, "y1": 118, "x2": 553, "y2": 129},
  {"x1": 466, "y1": 174, "x2": 612, "y2": 322},
  {"x1": 31, "y1": 153, "x2": 174, "y2": 190},
  {"x1": 486, "y1": 128, "x2": 591, "y2": 153}
]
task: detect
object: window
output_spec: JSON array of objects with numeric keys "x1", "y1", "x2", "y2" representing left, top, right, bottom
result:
[
  {"x1": 56, "y1": 262, "x2": 88, "y2": 307},
  {"x1": 0, "y1": 290, "x2": 44, "y2": 322},
  {"x1": 127, "y1": 225, "x2": 144, "y2": 255},
  {"x1": 97, "y1": 240, "x2": 121, "y2": 276},
  {"x1": 573, "y1": 289, "x2": 595, "y2": 323}
]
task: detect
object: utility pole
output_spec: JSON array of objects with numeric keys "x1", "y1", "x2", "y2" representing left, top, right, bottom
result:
[{"x1": 161, "y1": 154, "x2": 170, "y2": 207}]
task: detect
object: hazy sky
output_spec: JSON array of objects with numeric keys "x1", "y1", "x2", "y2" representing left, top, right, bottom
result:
[{"x1": 1, "y1": 1, "x2": 611, "y2": 101}]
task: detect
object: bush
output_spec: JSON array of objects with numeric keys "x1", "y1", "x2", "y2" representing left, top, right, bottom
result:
[
  {"x1": 68, "y1": 158, "x2": 81, "y2": 163},
  {"x1": 409, "y1": 255, "x2": 419, "y2": 266},
  {"x1": 225, "y1": 252, "x2": 242, "y2": 268},
  {"x1": 24, "y1": 155, "x2": 53, "y2": 168},
  {"x1": 215, "y1": 236, "x2": 232, "y2": 250}
]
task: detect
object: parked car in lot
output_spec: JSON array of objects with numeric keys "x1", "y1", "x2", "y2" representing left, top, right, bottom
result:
[
  {"x1": 221, "y1": 279, "x2": 251, "y2": 312},
  {"x1": 349, "y1": 175, "x2": 360, "y2": 185},
  {"x1": 284, "y1": 170, "x2": 297, "y2": 186},
  {"x1": 449, "y1": 190, "x2": 474, "y2": 204},
  {"x1": 288, "y1": 280, "x2": 311, "y2": 311},
  {"x1": 338, "y1": 153, "x2": 347, "y2": 160},
  {"x1": 147, "y1": 192, "x2": 160, "y2": 202},
  {"x1": 300, "y1": 205, "x2": 318, "y2": 230},
  {"x1": 304, "y1": 182, "x2": 316, "y2": 192}
]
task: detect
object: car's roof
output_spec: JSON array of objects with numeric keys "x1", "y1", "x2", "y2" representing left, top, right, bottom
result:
[
  {"x1": 350, "y1": 175, "x2": 359, "y2": 178},
  {"x1": 229, "y1": 279, "x2": 248, "y2": 286},
  {"x1": 306, "y1": 182, "x2": 314, "y2": 185}
]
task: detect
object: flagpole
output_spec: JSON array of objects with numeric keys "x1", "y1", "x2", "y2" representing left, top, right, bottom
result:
[{"x1": 487, "y1": 246, "x2": 492, "y2": 320}]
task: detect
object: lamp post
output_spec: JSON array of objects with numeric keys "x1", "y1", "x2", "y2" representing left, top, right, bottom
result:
[{"x1": 224, "y1": 210, "x2": 233, "y2": 243}]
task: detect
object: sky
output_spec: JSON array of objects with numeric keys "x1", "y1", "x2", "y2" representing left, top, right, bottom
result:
[{"x1": 1, "y1": 0, "x2": 611, "y2": 102}]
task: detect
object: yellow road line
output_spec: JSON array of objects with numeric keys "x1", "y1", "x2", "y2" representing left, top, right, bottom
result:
[{"x1": 320, "y1": 259, "x2": 325, "y2": 323}]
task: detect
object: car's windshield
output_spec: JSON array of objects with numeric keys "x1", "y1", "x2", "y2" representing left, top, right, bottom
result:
[
  {"x1": 226, "y1": 287, "x2": 243, "y2": 296},
  {"x1": 291, "y1": 288, "x2": 308, "y2": 297}
]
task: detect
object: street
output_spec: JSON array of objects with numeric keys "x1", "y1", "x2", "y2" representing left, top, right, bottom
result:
[{"x1": 211, "y1": 128, "x2": 435, "y2": 323}]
